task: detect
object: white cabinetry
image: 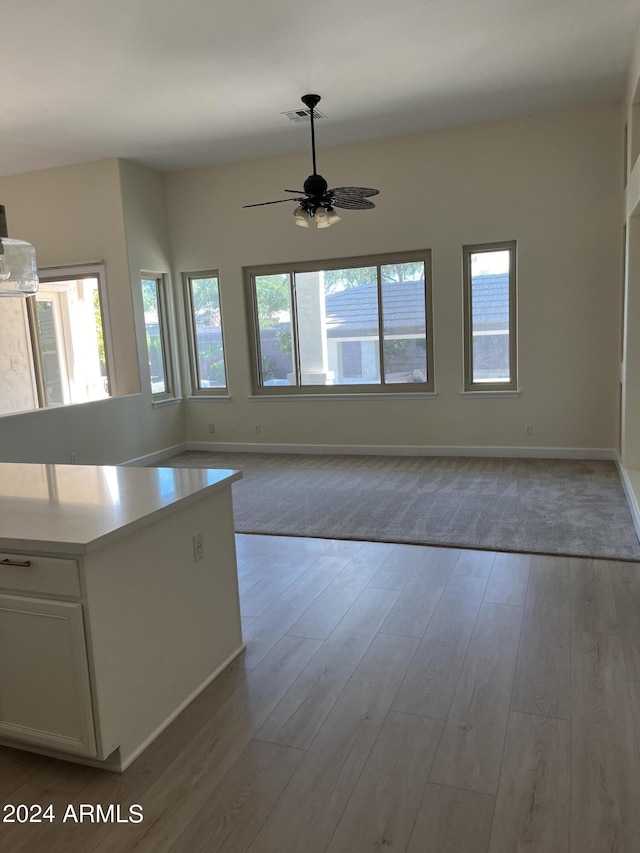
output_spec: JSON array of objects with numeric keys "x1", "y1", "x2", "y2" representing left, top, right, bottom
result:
[
  {"x1": 0, "y1": 583, "x2": 95, "y2": 756},
  {"x1": 0, "y1": 463, "x2": 244, "y2": 771}
]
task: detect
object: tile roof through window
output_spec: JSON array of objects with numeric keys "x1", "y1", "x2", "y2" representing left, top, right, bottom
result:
[{"x1": 323, "y1": 274, "x2": 509, "y2": 334}]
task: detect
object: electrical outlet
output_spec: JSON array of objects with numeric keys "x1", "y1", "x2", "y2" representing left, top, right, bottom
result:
[
  {"x1": 254, "y1": 423, "x2": 261, "y2": 433},
  {"x1": 193, "y1": 533, "x2": 204, "y2": 562},
  {"x1": 208, "y1": 423, "x2": 216, "y2": 434},
  {"x1": 524, "y1": 425, "x2": 533, "y2": 436}
]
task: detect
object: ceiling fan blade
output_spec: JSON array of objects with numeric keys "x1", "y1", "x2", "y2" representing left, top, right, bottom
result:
[
  {"x1": 284, "y1": 189, "x2": 306, "y2": 194},
  {"x1": 329, "y1": 187, "x2": 380, "y2": 199},
  {"x1": 243, "y1": 198, "x2": 302, "y2": 208},
  {"x1": 331, "y1": 197, "x2": 376, "y2": 210}
]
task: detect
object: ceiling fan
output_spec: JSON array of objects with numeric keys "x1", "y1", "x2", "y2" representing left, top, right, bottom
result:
[{"x1": 243, "y1": 94, "x2": 379, "y2": 229}]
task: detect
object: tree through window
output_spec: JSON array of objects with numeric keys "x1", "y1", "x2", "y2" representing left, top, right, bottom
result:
[
  {"x1": 245, "y1": 250, "x2": 434, "y2": 394},
  {"x1": 183, "y1": 271, "x2": 228, "y2": 394}
]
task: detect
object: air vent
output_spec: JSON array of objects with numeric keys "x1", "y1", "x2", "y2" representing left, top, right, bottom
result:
[{"x1": 282, "y1": 107, "x2": 327, "y2": 123}]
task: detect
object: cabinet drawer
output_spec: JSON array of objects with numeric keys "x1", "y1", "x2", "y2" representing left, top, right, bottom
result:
[{"x1": 0, "y1": 554, "x2": 80, "y2": 598}]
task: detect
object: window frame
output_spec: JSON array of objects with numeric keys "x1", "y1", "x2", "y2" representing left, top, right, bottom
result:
[
  {"x1": 27, "y1": 262, "x2": 115, "y2": 408},
  {"x1": 182, "y1": 269, "x2": 228, "y2": 397},
  {"x1": 140, "y1": 272, "x2": 175, "y2": 400},
  {"x1": 462, "y1": 240, "x2": 517, "y2": 393},
  {"x1": 244, "y1": 249, "x2": 434, "y2": 396}
]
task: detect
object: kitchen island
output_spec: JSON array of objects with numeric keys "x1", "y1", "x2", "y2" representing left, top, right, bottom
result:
[{"x1": 0, "y1": 462, "x2": 244, "y2": 771}]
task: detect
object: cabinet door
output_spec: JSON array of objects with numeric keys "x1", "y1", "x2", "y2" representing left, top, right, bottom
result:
[{"x1": 0, "y1": 594, "x2": 96, "y2": 756}]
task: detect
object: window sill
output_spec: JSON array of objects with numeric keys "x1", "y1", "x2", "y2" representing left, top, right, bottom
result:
[
  {"x1": 185, "y1": 395, "x2": 232, "y2": 402},
  {"x1": 249, "y1": 392, "x2": 439, "y2": 402},
  {"x1": 151, "y1": 396, "x2": 182, "y2": 408},
  {"x1": 460, "y1": 390, "x2": 520, "y2": 398}
]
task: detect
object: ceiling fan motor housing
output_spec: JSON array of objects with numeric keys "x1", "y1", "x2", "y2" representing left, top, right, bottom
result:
[{"x1": 303, "y1": 174, "x2": 328, "y2": 197}]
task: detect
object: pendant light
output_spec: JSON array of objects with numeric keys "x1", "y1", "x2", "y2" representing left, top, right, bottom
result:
[{"x1": 0, "y1": 205, "x2": 39, "y2": 297}]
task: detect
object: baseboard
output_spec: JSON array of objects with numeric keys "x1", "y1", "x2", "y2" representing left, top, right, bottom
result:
[
  {"x1": 615, "y1": 454, "x2": 640, "y2": 543},
  {"x1": 186, "y1": 441, "x2": 617, "y2": 460},
  {"x1": 120, "y1": 443, "x2": 188, "y2": 466},
  {"x1": 0, "y1": 738, "x2": 123, "y2": 772}
]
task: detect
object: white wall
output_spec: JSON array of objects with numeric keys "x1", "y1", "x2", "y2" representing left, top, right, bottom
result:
[
  {"x1": 0, "y1": 394, "x2": 160, "y2": 465},
  {"x1": 117, "y1": 159, "x2": 184, "y2": 450},
  {"x1": 0, "y1": 159, "x2": 183, "y2": 464},
  {"x1": 165, "y1": 104, "x2": 622, "y2": 453},
  {"x1": 0, "y1": 160, "x2": 136, "y2": 393},
  {"x1": 0, "y1": 103, "x2": 624, "y2": 462}
]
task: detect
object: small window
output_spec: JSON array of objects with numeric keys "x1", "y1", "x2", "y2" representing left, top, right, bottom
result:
[
  {"x1": 28, "y1": 264, "x2": 113, "y2": 407},
  {"x1": 141, "y1": 274, "x2": 174, "y2": 397},
  {"x1": 183, "y1": 271, "x2": 228, "y2": 395},
  {"x1": 245, "y1": 250, "x2": 434, "y2": 395},
  {"x1": 463, "y1": 241, "x2": 517, "y2": 392}
]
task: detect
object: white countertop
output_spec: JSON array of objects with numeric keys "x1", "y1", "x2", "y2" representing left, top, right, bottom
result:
[{"x1": 0, "y1": 463, "x2": 242, "y2": 555}]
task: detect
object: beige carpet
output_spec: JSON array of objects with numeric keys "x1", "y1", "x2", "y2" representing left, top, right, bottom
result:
[{"x1": 160, "y1": 451, "x2": 640, "y2": 561}]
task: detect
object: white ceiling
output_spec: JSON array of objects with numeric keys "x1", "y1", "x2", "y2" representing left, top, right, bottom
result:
[{"x1": 1, "y1": 0, "x2": 638, "y2": 177}]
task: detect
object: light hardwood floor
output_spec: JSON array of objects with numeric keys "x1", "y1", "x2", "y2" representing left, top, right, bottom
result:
[{"x1": 2, "y1": 534, "x2": 640, "y2": 852}]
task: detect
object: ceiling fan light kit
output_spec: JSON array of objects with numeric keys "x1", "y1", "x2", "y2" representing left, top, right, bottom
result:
[
  {"x1": 243, "y1": 94, "x2": 379, "y2": 229},
  {"x1": 293, "y1": 206, "x2": 311, "y2": 228}
]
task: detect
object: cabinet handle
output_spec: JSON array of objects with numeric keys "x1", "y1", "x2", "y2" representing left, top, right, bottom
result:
[{"x1": 0, "y1": 558, "x2": 32, "y2": 568}]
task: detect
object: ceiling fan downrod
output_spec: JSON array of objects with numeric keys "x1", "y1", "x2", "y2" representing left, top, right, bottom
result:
[
  {"x1": 301, "y1": 93, "x2": 321, "y2": 176},
  {"x1": 300, "y1": 94, "x2": 327, "y2": 197}
]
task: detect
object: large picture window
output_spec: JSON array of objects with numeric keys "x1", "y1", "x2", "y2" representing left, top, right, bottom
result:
[
  {"x1": 183, "y1": 271, "x2": 228, "y2": 395},
  {"x1": 245, "y1": 250, "x2": 434, "y2": 394},
  {"x1": 463, "y1": 241, "x2": 517, "y2": 392}
]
